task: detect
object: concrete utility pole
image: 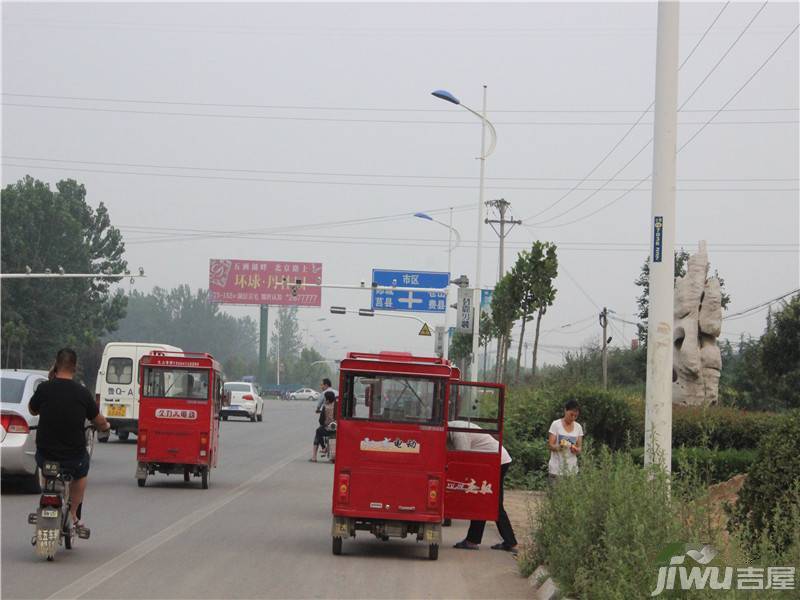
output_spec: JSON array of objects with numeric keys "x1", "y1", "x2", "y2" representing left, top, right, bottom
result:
[
  {"x1": 485, "y1": 198, "x2": 522, "y2": 381},
  {"x1": 645, "y1": 0, "x2": 679, "y2": 474},
  {"x1": 600, "y1": 307, "x2": 609, "y2": 390},
  {"x1": 485, "y1": 198, "x2": 522, "y2": 279}
]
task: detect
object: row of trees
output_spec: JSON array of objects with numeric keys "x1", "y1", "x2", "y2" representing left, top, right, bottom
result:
[
  {"x1": 2, "y1": 176, "x2": 128, "y2": 372},
  {"x1": 450, "y1": 241, "x2": 559, "y2": 383}
]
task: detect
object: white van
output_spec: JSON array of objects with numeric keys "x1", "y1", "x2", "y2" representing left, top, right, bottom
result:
[{"x1": 95, "y1": 342, "x2": 182, "y2": 441}]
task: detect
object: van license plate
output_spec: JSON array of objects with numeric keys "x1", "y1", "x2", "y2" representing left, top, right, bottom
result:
[
  {"x1": 41, "y1": 509, "x2": 59, "y2": 518},
  {"x1": 107, "y1": 405, "x2": 126, "y2": 417}
]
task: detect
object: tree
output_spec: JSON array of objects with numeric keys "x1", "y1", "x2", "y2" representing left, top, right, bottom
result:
[
  {"x1": 510, "y1": 241, "x2": 558, "y2": 381},
  {"x1": 1, "y1": 176, "x2": 127, "y2": 369},
  {"x1": 490, "y1": 273, "x2": 520, "y2": 382},
  {"x1": 758, "y1": 294, "x2": 800, "y2": 409},
  {"x1": 634, "y1": 249, "x2": 729, "y2": 343},
  {"x1": 107, "y1": 286, "x2": 259, "y2": 381},
  {"x1": 270, "y1": 306, "x2": 303, "y2": 383}
]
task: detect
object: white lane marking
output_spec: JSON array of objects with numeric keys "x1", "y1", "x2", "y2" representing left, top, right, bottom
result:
[{"x1": 48, "y1": 446, "x2": 308, "y2": 600}]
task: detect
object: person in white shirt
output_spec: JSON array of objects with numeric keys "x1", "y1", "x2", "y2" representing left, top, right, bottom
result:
[
  {"x1": 315, "y1": 378, "x2": 337, "y2": 412},
  {"x1": 448, "y1": 420, "x2": 518, "y2": 554},
  {"x1": 547, "y1": 399, "x2": 584, "y2": 482}
]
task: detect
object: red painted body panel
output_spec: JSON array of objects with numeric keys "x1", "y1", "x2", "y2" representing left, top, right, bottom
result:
[{"x1": 136, "y1": 352, "x2": 222, "y2": 470}]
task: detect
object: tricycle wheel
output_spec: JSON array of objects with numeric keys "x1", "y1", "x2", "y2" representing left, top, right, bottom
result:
[
  {"x1": 137, "y1": 478, "x2": 146, "y2": 488},
  {"x1": 332, "y1": 536, "x2": 342, "y2": 555},
  {"x1": 428, "y1": 543, "x2": 438, "y2": 561},
  {"x1": 118, "y1": 431, "x2": 130, "y2": 442},
  {"x1": 183, "y1": 468, "x2": 190, "y2": 483},
  {"x1": 201, "y1": 468, "x2": 209, "y2": 489}
]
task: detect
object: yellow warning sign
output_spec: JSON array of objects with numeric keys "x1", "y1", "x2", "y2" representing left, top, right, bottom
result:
[{"x1": 418, "y1": 323, "x2": 432, "y2": 337}]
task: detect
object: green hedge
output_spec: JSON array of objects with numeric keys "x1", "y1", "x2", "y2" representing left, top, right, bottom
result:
[
  {"x1": 671, "y1": 405, "x2": 775, "y2": 449},
  {"x1": 630, "y1": 446, "x2": 757, "y2": 483}
]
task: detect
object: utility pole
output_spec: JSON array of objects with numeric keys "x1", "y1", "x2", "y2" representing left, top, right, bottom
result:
[
  {"x1": 485, "y1": 198, "x2": 523, "y2": 278},
  {"x1": 600, "y1": 307, "x2": 609, "y2": 390},
  {"x1": 276, "y1": 324, "x2": 281, "y2": 386},
  {"x1": 645, "y1": 0, "x2": 679, "y2": 474},
  {"x1": 485, "y1": 198, "x2": 522, "y2": 381}
]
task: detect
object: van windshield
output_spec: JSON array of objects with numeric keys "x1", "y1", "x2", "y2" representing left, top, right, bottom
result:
[
  {"x1": 142, "y1": 367, "x2": 209, "y2": 400},
  {"x1": 341, "y1": 373, "x2": 444, "y2": 425}
]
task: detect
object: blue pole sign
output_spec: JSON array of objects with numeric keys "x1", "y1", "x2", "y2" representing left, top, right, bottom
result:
[
  {"x1": 371, "y1": 269, "x2": 449, "y2": 313},
  {"x1": 653, "y1": 216, "x2": 664, "y2": 263}
]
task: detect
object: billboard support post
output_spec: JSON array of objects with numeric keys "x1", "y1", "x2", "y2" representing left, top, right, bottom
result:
[{"x1": 258, "y1": 305, "x2": 269, "y2": 387}]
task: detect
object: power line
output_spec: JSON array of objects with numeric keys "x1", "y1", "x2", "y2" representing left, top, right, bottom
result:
[
  {"x1": 4, "y1": 154, "x2": 796, "y2": 184},
  {"x1": 4, "y1": 161, "x2": 796, "y2": 194},
  {"x1": 2, "y1": 102, "x2": 796, "y2": 126},
  {"x1": 521, "y1": 1, "x2": 732, "y2": 223},
  {"x1": 527, "y1": 23, "x2": 799, "y2": 230},
  {"x1": 722, "y1": 289, "x2": 799, "y2": 320},
  {"x1": 2, "y1": 92, "x2": 796, "y2": 114}
]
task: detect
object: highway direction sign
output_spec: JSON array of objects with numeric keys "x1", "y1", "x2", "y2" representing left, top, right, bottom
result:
[{"x1": 371, "y1": 269, "x2": 448, "y2": 313}]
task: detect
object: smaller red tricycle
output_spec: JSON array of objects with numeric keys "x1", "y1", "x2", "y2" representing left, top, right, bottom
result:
[{"x1": 135, "y1": 351, "x2": 224, "y2": 489}]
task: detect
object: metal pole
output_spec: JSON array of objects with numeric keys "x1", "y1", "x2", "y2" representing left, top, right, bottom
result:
[
  {"x1": 645, "y1": 0, "x2": 679, "y2": 474},
  {"x1": 600, "y1": 307, "x2": 608, "y2": 390},
  {"x1": 470, "y1": 85, "x2": 487, "y2": 382},
  {"x1": 276, "y1": 324, "x2": 281, "y2": 386},
  {"x1": 259, "y1": 305, "x2": 269, "y2": 387},
  {"x1": 443, "y1": 207, "x2": 453, "y2": 361}
]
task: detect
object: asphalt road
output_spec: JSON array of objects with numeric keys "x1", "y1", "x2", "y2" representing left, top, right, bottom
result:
[{"x1": 1, "y1": 400, "x2": 529, "y2": 599}]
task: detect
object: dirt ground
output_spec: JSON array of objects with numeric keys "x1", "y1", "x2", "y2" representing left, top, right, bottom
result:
[{"x1": 504, "y1": 488, "x2": 546, "y2": 547}]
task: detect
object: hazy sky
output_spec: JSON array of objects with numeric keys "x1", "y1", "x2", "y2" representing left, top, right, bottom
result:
[{"x1": 3, "y1": 1, "x2": 798, "y2": 364}]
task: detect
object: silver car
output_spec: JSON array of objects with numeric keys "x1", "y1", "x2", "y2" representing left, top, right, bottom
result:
[
  {"x1": 289, "y1": 387, "x2": 320, "y2": 402},
  {"x1": 1, "y1": 369, "x2": 48, "y2": 492}
]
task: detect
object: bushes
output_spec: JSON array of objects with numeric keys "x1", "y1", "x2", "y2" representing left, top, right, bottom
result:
[
  {"x1": 672, "y1": 405, "x2": 775, "y2": 450},
  {"x1": 529, "y1": 450, "x2": 688, "y2": 598},
  {"x1": 630, "y1": 446, "x2": 757, "y2": 484},
  {"x1": 728, "y1": 409, "x2": 800, "y2": 555}
]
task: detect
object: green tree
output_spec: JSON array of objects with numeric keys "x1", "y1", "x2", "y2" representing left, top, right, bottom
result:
[
  {"x1": 634, "y1": 248, "x2": 729, "y2": 343},
  {"x1": 511, "y1": 241, "x2": 558, "y2": 381},
  {"x1": 269, "y1": 306, "x2": 303, "y2": 383},
  {"x1": 1, "y1": 176, "x2": 127, "y2": 369},
  {"x1": 490, "y1": 273, "x2": 520, "y2": 382},
  {"x1": 760, "y1": 294, "x2": 800, "y2": 409}
]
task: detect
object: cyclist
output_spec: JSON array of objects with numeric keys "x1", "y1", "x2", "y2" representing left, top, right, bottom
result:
[{"x1": 28, "y1": 348, "x2": 111, "y2": 530}]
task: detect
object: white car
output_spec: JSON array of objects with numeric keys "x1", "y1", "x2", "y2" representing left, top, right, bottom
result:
[
  {"x1": 221, "y1": 382, "x2": 264, "y2": 422},
  {"x1": 1, "y1": 369, "x2": 49, "y2": 492},
  {"x1": 290, "y1": 387, "x2": 319, "y2": 402}
]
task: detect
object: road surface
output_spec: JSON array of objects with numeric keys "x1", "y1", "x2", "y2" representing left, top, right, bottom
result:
[{"x1": 1, "y1": 400, "x2": 529, "y2": 599}]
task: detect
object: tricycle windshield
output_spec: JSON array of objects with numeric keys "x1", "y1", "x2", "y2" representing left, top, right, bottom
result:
[
  {"x1": 142, "y1": 367, "x2": 209, "y2": 400},
  {"x1": 342, "y1": 373, "x2": 444, "y2": 425}
]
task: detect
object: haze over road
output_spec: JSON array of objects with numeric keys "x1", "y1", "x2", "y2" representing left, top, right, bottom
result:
[{"x1": 1, "y1": 400, "x2": 527, "y2": 599}]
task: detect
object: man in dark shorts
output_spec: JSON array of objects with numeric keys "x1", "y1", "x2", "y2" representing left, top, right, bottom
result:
[{"x1": 28, "y1": 348, "x2": 111, "y2": 529}]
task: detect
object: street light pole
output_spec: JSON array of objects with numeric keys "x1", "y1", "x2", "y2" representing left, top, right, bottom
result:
[{"x1": 432, "y1": 86, "x2": 497, "y2": 381}]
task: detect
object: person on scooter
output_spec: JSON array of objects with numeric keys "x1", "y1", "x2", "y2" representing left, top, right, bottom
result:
[
  {"x1": 28, "y1": 348, "x2": 111, "y2": 531},
  {"x1": 310, "y1": 390, "x2": 336, "y2": 462}
]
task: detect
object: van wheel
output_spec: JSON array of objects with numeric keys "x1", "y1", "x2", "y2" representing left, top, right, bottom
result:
[
  {"x1": 137, "y1": 478, "x2": 146, "y2": 488},
  {"x1": 428, "y1": 544, "x2": 439, "y2": 560},
  {"x1": 118, "y1": 431, "x2": 130, "y2": 442},
  {"x1": 201, "y1": 468, "x2": 209, "y2": 489},
  {"x1": 332, "y1": 536, "x2": 342, "y2": 555}
]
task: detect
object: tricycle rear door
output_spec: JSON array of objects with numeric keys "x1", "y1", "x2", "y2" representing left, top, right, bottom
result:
[{"x1": 444, "y1": 381, "x2": 504, "y2": 521}]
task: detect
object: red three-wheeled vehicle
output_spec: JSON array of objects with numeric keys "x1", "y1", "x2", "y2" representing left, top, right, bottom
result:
[
  {"x1": 330, "y1": 351, "x2": 504, "y2": 560},
  {"x1": 135, "y1": 351, "x2": 224, "y2": 489}
]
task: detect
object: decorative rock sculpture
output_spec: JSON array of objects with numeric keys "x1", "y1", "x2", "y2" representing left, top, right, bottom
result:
[{"x1": 673, "y1": 241, "x2": 722, "y2": 405}]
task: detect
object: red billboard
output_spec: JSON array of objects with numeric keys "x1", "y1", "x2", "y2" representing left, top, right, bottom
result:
[{"x1": 208, "y1": 259, "x2": 322, "y2": 306}]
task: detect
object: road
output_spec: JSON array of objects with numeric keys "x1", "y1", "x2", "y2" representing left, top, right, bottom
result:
[{"x1": 2, "y1": 400, "x2": 529, "y2": 599}]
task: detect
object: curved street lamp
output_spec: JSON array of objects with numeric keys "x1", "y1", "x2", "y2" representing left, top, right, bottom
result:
[{"x1": 432, "y1": 86, "x2": 497, "y2": 381}]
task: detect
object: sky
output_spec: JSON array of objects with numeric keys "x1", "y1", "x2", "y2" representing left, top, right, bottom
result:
[{"x1": 2, "y1": 1, "x2": 798, "y2": 365}]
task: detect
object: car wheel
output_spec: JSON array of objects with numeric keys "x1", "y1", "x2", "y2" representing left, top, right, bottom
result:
[
  {"x1": 222, "y1": 415, "x2": 228, "y2": 421},
  {"x1": 137, "y1": 478, "x2": 146, "y2": 488},
  {"x1": 118, "y1": 431, "x2": 130, "y2": 442},
  {"x1": 257, "y1": 412, "x2": 263, "y2": 422},
  {"x1": 250, "y1": 413, "x2": 256, "y2": 422},
  {"x1": 85, "y1": 428, "x2": 96, "y2": 458}
]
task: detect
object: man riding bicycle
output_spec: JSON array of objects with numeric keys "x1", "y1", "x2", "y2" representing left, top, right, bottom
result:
[{"x1": 28, "y1": 348, "x2": 111, "y2": 531}]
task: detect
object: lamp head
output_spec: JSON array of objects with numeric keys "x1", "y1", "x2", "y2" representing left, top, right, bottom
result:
[
  {"x1": 413, "y1": 212, "x2": 433, "y2": 221},
  {"x1": 431, "y1": 90, "x2": 460, "y2": 105}
]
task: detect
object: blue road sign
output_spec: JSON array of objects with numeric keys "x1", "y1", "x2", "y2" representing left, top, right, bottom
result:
[
  {"x1": 653, "y1": 216, "x2": 664, "y2": 263},
  {"x1": 371, "y1": 269, "x2": 449, "y2": 313}
]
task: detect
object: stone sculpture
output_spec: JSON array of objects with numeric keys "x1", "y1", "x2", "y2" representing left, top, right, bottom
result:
[{"x1": 673, "y1": 241, "x2": 722, "y2": 405}]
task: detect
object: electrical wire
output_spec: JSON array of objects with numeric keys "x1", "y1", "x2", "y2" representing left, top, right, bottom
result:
[
  {"x1": 722, "y1": 289, "x2": 799, "y2": 320},
  {"x1": 2, "y1": 92, "x2": 797, "y2": 114},
  {"x1": 521, "y1": 1, "x2": 731, "y2": 222}
]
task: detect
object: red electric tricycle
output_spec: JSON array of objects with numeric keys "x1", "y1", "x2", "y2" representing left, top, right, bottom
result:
[
  {"x1": 135, "y1": 351, "x2": 224, "y2": 489},
  {"x1": 330, "y1": 351, "x2": 504, "y2": 560}
]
